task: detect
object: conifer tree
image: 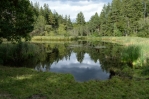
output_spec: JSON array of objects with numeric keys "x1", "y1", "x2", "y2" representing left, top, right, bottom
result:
[{"x1": 76, "y1": 12, "x2": 85, "y2": 25}]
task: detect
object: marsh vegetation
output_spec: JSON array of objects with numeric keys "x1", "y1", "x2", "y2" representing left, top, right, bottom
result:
[
  {"x1": 0, "y1": 37, "x2": 149, "y2": 98},
  {"x1": 1, "y1": 0, "x2": 149, "y2": 98}
]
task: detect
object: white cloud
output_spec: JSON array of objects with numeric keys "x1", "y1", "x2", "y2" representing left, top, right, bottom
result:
[
  {"x1": 50, "y1": 52, "x2": 100, "y2": 69},
  {"x1": 30, "y1": 0, "x2": 110, "y2": 22}
]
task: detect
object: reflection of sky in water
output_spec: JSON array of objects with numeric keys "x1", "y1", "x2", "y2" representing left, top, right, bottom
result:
[
  {"x1": 51, "y1": 53, "x2": 100, "y2": 69},
  {"x1": 35, "y1": 52, "x2": 110, "y2": 82}
]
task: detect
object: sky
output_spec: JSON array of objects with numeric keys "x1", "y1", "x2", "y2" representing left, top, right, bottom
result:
[
  {"x1": 35, "y1": 52, "x2": 110, "y2": 82},
  {"x1": 30, "y1": 0, "x2": 112, "y2": 22}
]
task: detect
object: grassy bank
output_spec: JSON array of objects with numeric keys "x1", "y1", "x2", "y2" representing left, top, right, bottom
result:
[
  {"x1": 31, "y1": 36, "x2": 86, "y2": 41},
  {"x1": 87, "y1": 36, "x2": 149, "y2": 45},
  {"x1": 1, "y1": 37, "x2": 149, "y2": 98},
  {"x1": 97, "y1": 37, "x2": 149, "y2": 68},
  {"x1": 0, "y1": 66, "x2": 149, "y2": 99}
]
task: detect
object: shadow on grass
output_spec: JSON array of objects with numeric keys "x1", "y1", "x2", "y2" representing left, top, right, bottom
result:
[
  {"x1": 1, "y1": 66, "x2": 149, "y2": 99},
  {"x1": 140, "y1": 58, "x2": 149, "y2": 76},
  {"x1": 0, "y1": 66, "x2": 75, "y2": 99}
]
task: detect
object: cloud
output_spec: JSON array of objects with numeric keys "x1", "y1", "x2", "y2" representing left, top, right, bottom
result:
[
  {"x1": 50, "y1": 53, "x2": 100, "y2": 69},
  {"x1": 35, "y1": 52, "x2": 110, "y2": 82},
  {"x1": 30, "y1": 0, "x2": 111, "y2": 21}
]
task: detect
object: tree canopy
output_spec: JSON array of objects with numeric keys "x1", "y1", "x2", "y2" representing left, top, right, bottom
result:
[
  {"x1": 1, "y1": 0, "x2": 149, "y2": 39},
  {"x1": 98, "y1": 0, "x2": 149, "y2": 37},
  {"x1": 0, "y1": 0, "x2": 34, "y2": 42}
]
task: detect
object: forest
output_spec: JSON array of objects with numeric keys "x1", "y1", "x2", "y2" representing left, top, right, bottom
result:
[
  {"x1": 1, "y1": 0, "x2": 149, "y2": 42},
  {"x1": 1, "y1": 0, "x2": 149, "y2": 99},
  {"x1": 30, "y1": 0, "x2": 149, "y2": 38}
]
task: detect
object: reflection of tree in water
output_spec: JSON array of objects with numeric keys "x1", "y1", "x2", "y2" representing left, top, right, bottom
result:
[
  {"x1": 73, "y1": 41, "x2": 123, "y2": 71},
  {"x1": 89, "y1": 42, "x2": 123, "y2": 71},
  {"x1": 35, "y1": 43, "x2": 72, "y2": 71},
  {"x1": 35, "y1": 41, "x2": 123, "y2": 72},
  {"x1": 76, "y1": 50, "x2": 85, "y2": 63}
]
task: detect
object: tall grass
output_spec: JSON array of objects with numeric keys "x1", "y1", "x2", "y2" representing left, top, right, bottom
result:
[
  {"x1": 99, "y1": 37, "x2": 149, "y2": 68},
  {"x1": 0, "y1": 42, "x2": 41, "y2": 67},
  {"x1": 121, "y1": 45, "x2": 142, "y2": 68}
]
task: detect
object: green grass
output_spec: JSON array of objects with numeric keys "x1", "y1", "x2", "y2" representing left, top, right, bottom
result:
[
  {"x1": 31, "y1": 36, "x2": 86, "y2": 41},
  {"x1": 1, "y1": 36, "x2": 149, "y2": 98},
  {"x1": 0, "y1": 65, "x2": 149, "y2": 99},
  {"x1": 0, "y1": 42, "x2": 41, "y2": 67},
  {"x1": 97, "y1": 37, "x2": 149, "y2": 67}
]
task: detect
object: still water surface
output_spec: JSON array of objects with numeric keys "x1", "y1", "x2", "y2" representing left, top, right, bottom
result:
[
  {"x1": 35, "y1": 41, "x2": 122, "y2": 82},
  {"x1": 35, "y1": 52, "x2": 109, "y2": 82}
]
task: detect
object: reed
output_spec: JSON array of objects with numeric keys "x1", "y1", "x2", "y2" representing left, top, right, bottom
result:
[
  {"x1": 0, "y1": 42, "x2": 41, "y2": 67},
  {"x1": 100, "y1": 37, "x2": 149, "y2": 67}
]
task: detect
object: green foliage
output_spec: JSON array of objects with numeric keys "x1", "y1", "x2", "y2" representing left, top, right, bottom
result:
[
  {"x1": 0, "y1": 65, "x2": 149, "y2": 99},
  {"x1": 0, "y1": 42, "x2": 41, "y2": 66},
  {"x1": 76, "y1": 11, "x2": 85, "y2": 25},
  {"x1": 137, "y1": 17, "x2": 149, "y2": 37},
  {"x1": 113, "y1": 23, "x2": 122, "y2": 36},
  {"x1": 121, "y1": 45, "x2": 141, "y2": 67},
  {"x1": 31, "y1": 3, "x2": 73, "y2": 36},
  {"x1": 49, "y1": 11, "x2": 56, "y2": 28},
  {"x1": 88, "y1": 12, "x2": 100, "y2": 35},
  {"x1": 57, "y1": 24, "x2": 67, "y2": 36},
  {"x1": 100, "y1": 37, "x2": 149, "y2": 68},
  {"x1": 98, "y1": 0, "x2": 149, "y2": 37},
  {"x1": 0, "y1": 0, "x2": 34, "y2": 42},
  {"x1": 31, "y1": 15, "x2": 46, "y2": 36},
  {"x1": 64, "y1": 15, "x2": 73, "y2": 31},
  {"x1": 30, "y1": 0, "x2": 149, "y2": 37}
]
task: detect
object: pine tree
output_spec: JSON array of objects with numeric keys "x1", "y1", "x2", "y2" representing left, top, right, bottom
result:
[
  {"x1": 67, "y1": 15, "x2": 73, "y2": 30},
  {"x1": 121, "y1": 0, "x2": 142, "y2": 36},
  {"x1": 110, "y1": 0, "x2": 122, "y2": 36},
  {"x1": 89, "y1": 12, "x2": 100, "y2": 35},
  {"x1": 48, "y1": 11, "x2": 55, "y2": 28},
  {"x1": 43, "y1": 4, "x2": 51, "y2": 24},
  {"x1": 99, "y1": 4, "x2": 112, "y2": 36},
  {"x1": 76, "y1": 12, "x2": 85, "y2": 25}
]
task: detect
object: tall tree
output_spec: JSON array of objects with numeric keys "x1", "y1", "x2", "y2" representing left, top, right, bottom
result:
[
  {"x1": 110, "y1": 0, "x2": 122, "y2": 36},
  {"x1": 48, "y1": 11, "x2": 55, "y2": 28},
  {"x1": 121, "y1": 0, "x2": 142, "y2": 35},
  {"x1": 33, "y1": 2, "x2": 40, "y2": 17},
  {"x1": 33, "y1": 15, "x2": 46, "y2": 36},
  {"x1": 0, "y1": 0, "x2": 34, "y2": 42},
  {"x1": 89, "y1": 12, "x2": 100, "y2": 35},
  {"x1": 76, "y1": 12, "x2": 85, "y2": 25},
  {"x1": 99, "y1": 4, "x2": 112, "y2": 36},
  {"x1": 43, "y1": 4, "x2": 51, "y2": 24},
  {"x1": 65, "y1": 15, "x2": 73, "y2": 31}
]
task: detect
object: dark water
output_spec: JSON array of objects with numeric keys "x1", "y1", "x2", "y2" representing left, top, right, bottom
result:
[{"x1": 34, "y1": 41, "x2": 122, "y2": 82}]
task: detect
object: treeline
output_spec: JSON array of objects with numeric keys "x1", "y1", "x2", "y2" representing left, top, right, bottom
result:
[
  {"x1": 84, "y1": 0, "x2": 149, "y2": 37},
  {"x1": 30, "y1": 2, "x2": 73, "y2": 36},
  {"x1": 99, "y1": 0, "x2": 149, "y2": 37},
  {"x1": 31, "y1": 0, "x2": 149, "y2": 37}
]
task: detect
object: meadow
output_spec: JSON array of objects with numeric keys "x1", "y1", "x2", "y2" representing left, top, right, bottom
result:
[
  {"x1": 0, "y1": 65, "x2": 149, "y2": 99},
  {"x1": 0, "y1": 36, "x2": 149, "y2": 99}
]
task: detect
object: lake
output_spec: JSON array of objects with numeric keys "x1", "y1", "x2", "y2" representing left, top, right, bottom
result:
[{"x1": 34, "y1": 41, "x2": 123, "y2": 82}]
